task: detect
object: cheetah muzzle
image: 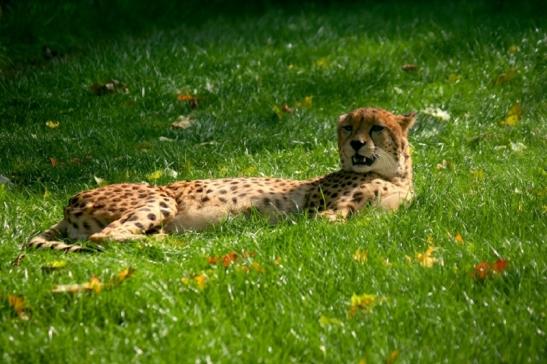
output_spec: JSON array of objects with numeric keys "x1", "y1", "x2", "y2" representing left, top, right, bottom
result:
[{"x1": 28, "y1": 107, "x2": 416, "y2": 252}]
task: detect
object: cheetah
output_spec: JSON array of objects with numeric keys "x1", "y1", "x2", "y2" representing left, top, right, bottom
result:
[{"x1": 28, "y1": 107, "x2": 416, "y2": 252}]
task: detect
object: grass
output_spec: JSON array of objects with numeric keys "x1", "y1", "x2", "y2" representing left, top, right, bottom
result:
[{"x1": 0, "y1": 0, "x2": 545, "y2": 362}]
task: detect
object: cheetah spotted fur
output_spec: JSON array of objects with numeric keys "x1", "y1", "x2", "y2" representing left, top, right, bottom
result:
[{"x1": 28, "y1": 108, "x2": 416, "y2": 252}]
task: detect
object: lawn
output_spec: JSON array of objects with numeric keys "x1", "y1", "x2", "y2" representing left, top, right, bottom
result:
[{"x1": 0, "y1": 0, "x2": 545, "y2": 363}]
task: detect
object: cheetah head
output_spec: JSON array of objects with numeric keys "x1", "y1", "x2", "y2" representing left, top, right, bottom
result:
[{"x1": 337, "y1": 108, "x2": 415, "y2": 178}]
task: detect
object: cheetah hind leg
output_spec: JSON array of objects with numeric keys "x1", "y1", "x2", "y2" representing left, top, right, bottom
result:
[{"x1": 89, "y1": 200, "x2": 176, "y2": 243}]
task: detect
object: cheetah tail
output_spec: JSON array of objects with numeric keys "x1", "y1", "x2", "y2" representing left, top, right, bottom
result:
[{"x1": 27, "y1": 221, "x2": 94, "y2": 253}]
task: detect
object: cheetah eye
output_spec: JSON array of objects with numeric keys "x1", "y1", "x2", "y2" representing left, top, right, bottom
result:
[
  {"x1": 370, "y1": 125, "x2": 385, "y2": 133},
  {"x1": 342, "y1": 125, "x2": 353, "y2": 132}
]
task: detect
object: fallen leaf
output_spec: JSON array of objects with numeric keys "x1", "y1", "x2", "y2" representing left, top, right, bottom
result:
[
  {"x1": 8, "y1": 294, "x2": 30, "y2": 320},
  {"x1": 416, "y1": 246, "x2": 438, "y2": 268},
  {"x1": 93, "y1": 176, "x2": 108, "y2": 187},
  {"x1": 473, "y1": 258, "x2": 509, "y2": 280},
  {"x1": 448, "y1": 74, "x2": 461, "y2": 83},
  {"x1": 494, "y1": 68, "x2": 518, "y2": 85},
  {"x1": 223, "y1": 251, "x2": 238, "y2": 268},
  {"x1": 499, "y1": 103, "x2": 522, "y2": 126},
  {"x1": 349, "y1": 293, "x2": 379, "y2": 316},
  {"x1": 115, "y1": 267, "x2": 135, "y2": 283},
  {"x1": 299, "y1": 96, "x2": 313, "y2": 109},
  {"x1": 352, "y1": 248, "x2": 368, "y2": 263},
  {"x1": 386, "y1": 350, "x2": 400, "y2": 364},
  {"x1": 90, "y1": 79, "x2": 128, "y2": 95},
  {"x1": 471, "y1": 169, "x2": 485, "y2": 181},
  {"x1": 436, "y1": 159, "x2": 450, "y2": 170},
  {"x1": 508, "y1": 45, "x2": 519, "y2": 54},
  {"x1": 454, "y1": 233, "x2": 464, "y2": 245},
  {"x1": 319, "y1": 315, "x2": 343, "y2": 327},
  {"x1": 272, "y1": 104, "x2": 293, "y2": 120},
  {"x1": 159, "y1": 136, "x2": 175, "y2": 142},
  {"x1": 164, "y1": 168, "x2": 178, "y2": 178},
  {"x1": 423, "y1": 107, "x2": 450, "y2": 121},
  {"x1": 401, "y1": 63, "x2": 418, "y2": 72},
  {"x1": 492, "y1": 259, "x2": 508, "y2": 273},
  {"x1": 194, "y1": 274, "x2": 207, "y2": 290},
  {"x1": 314, "y1": 57, "x2": 330, "y2": 68},
  {"x1": 274, "y1": 256, "x2": 282, "y2": 266},
  {"x1": 49, "y1": 158, "x2": 58, "y2": 168},
  {"x1": 147, "y1": 170, "x2": 163, "y2": 181},
  {"x1": 510, "y1": 141, "x2": 526, "y2": 152},
  {"x1": 177, "y1": 94, "x2": 198, "y2": 108},
  {"x1": 41, "y1": 260, "x2": 67, "y2": 273},
  {"x1": 52, "y1": 276, "x2": 103, "y2": 294},
  {"x1": 46, "y1": 120, "x2": 60, "y2": 128},
  {"x1": 171, "y1": 115, "x2": 194, "y2": 129},
  {"x1": 473, "y1": 262, "x2": 491, "y2": 280}
]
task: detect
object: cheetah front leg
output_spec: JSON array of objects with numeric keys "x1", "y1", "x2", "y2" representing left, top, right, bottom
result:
[{"x1": 89, "y1": 197, "x2": 178, "y2": 243}]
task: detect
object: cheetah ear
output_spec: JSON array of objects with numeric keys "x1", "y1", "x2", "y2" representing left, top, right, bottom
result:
[
  {"x1": 398, "y1": 112, "x2": 416, "y2": 132},
  {"x1": 338, "y1": 113, "x2": 348, "y2": 123}
]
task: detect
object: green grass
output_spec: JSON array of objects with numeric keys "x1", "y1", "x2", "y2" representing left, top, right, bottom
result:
[{"x1": 0, "y1": 0, "x2": 545, "y2": 363}]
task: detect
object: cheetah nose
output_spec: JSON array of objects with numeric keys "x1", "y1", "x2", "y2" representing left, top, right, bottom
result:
[{"x1": 350, "y1": 140, "x2": 366, "y2": 151}]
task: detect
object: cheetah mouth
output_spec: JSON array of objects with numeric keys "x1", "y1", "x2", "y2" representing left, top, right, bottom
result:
[{"x1": 352, "y1": 154, "x2": 376, "y2": 166}]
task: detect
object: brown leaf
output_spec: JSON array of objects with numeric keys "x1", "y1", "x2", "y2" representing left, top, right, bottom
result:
[
  {"x1": 90, "y1": 79, "x2": 128, "y2": 96},
  {"x1": 49, "y1": 158, "x2": 58, "y2": 168},
  {"x1": 52, "y1": 276, "x2": 103, "y2": 294},
  {"x1": 171, "y1": 115, "x2": 194, "y2": 129},
  {"x1": 8, "y1": 294, "x2": 30, "y2": 320},
  {"x1": 401, "y1": 64, "x2": 418, "y2": 72},
  {"x1": 177, "y1": 94, "x2": 198, "y2": 109}
]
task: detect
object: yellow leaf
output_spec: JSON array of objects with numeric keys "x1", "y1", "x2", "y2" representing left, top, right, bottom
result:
[
  {"x1": 8, "y1": 294, "x2": 30, "y2": 320},
  {"x1": 194, "y1": 274, "x2": 207, "y2": 290},
  {"x1": 471, "y1": 169, "x2": 485, "y2": 181},
  {"x1": 314, "y1": 57, "x2": 329, "y2": 68},
  {"x1": 508, "y1": 45, "x2": 519, "y2": 54},
  {"x1": 52, "y1": 276, "x2": 103, "y2": 294},
  {"x1": 46, "y1": 120, "x2": 60, "y2": 128},
  {"x1": 386, "y1": 350, "x2": 399, "y2": 364},
  {"x1": 349, "y1": 293, "x2": 379, "y2": 316},
  {"x1": 319, "y1": 315, "x2": 343, "y2": 327},
  {"x1": 499, "y1": 102, "x2": 522, "y2": 126},
  {"x1": 41, "y1": 260, "x2": 67, "y2": 272},
  {"x1": 454, "y1": 233, "x2": 464, "y2": 244},
  {"x1": 147, "y1": 170, "x2": 163, "y2": 181},
  {"x1": 180, "y1": 277, "x2": 191, "y2": 286},
  {"x1": 117, "y1": 267, "x2": 135, "y2": 282},
  {"x1": 416, "y1": 246, "x2": 438, "y2": 268},
  {"x1": 352, "y1": 248, "x2": 368, "y2": 263},
  {"x1": 448, "y1": 74, "x2": 461, "y2": 83},
  {"x1": 296, "y1": 96, "x2": 313, "y2": 109}
]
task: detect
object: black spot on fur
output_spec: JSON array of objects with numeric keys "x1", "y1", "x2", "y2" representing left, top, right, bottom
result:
[
  {"x1": 147, "y1": 213, "x2": 156, "y2": 221},
  {"x1": 160, "y1": 202, "x2": 168, "y2": 208}
]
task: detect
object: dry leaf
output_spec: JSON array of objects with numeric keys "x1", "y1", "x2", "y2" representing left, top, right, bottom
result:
[
  {"x1": 297, "y1": 96, "x2": 313, "y2": 109},
  {"x1": 436, "y1": 159, "x2": 450, "y2": 170},
  {"x1": 49, "y1": 158, "x2": 58, "y2": 168},
  {"x1": 314, "y1": 57, "x2": 330, "y2": 68},
  {"x1": 90, "y1": 79, "x2": 128, "y2": 95},
  {"x1": 171, "y1": 115, "x2": 194, "y2": 129},
  {"x1": 352, "y1": 248, "x2": 368, "y2": 263},
  {"x1": 52, "y1": 276, "x2": 103, "y2": 294},
  {"x1": 386, "y1": 350, "x2": 400, "y2": 364},
  {"x1": 401, "y1": 64, "x2": 418, "y2": 72},
  {"x1": 159, "y1": 136, "x2": 175, "y2": 142},
  {"x1": 423, "y1": 107, "x2": 450, "y2": 121},
  {"x1": 147, "y1": 170, "x2": 163, "y2": 181},
  {"x1": 8, "y1": 294, "x2": 30, "y2": 320},
  {"x1": 454, "y1": 233, "x2": 464, "y2": 245},
  {"x1": 223, "y1": 251, "x2": 238, "y2": 268},
  {"x1": 473, "y1": 259, "x2": 509, "y2": 280},
  {"x1": 93, "y1": 176, "x2": 108, "y2": 187},
  {"x1": 499, "y1": 103, "x2": 522, "y2": 126},
  {"x1": 494, "y1": 68, "x2": 518, "y2": 85},
  {"x1": 46, "y1": 120, "x2": 60, "y2": 128},
  {"x1": 319, "y1": 315, "x2": 343, "y2": 327},
  {"x1": 177, "y1": 94, "x2": 198, "y2": 108},
  {"x1": 41, "y1": 260, "x2": 67, "y2": 273},
  {"x1": 194, "y1": 274, "x2": 207, "y2": 290},
  {"x1": 416, "y1": 246, "x2": 438, "y2": 268},
  {"x1": 349, "y1": 293, "x2": 379, "y2": 316}
]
